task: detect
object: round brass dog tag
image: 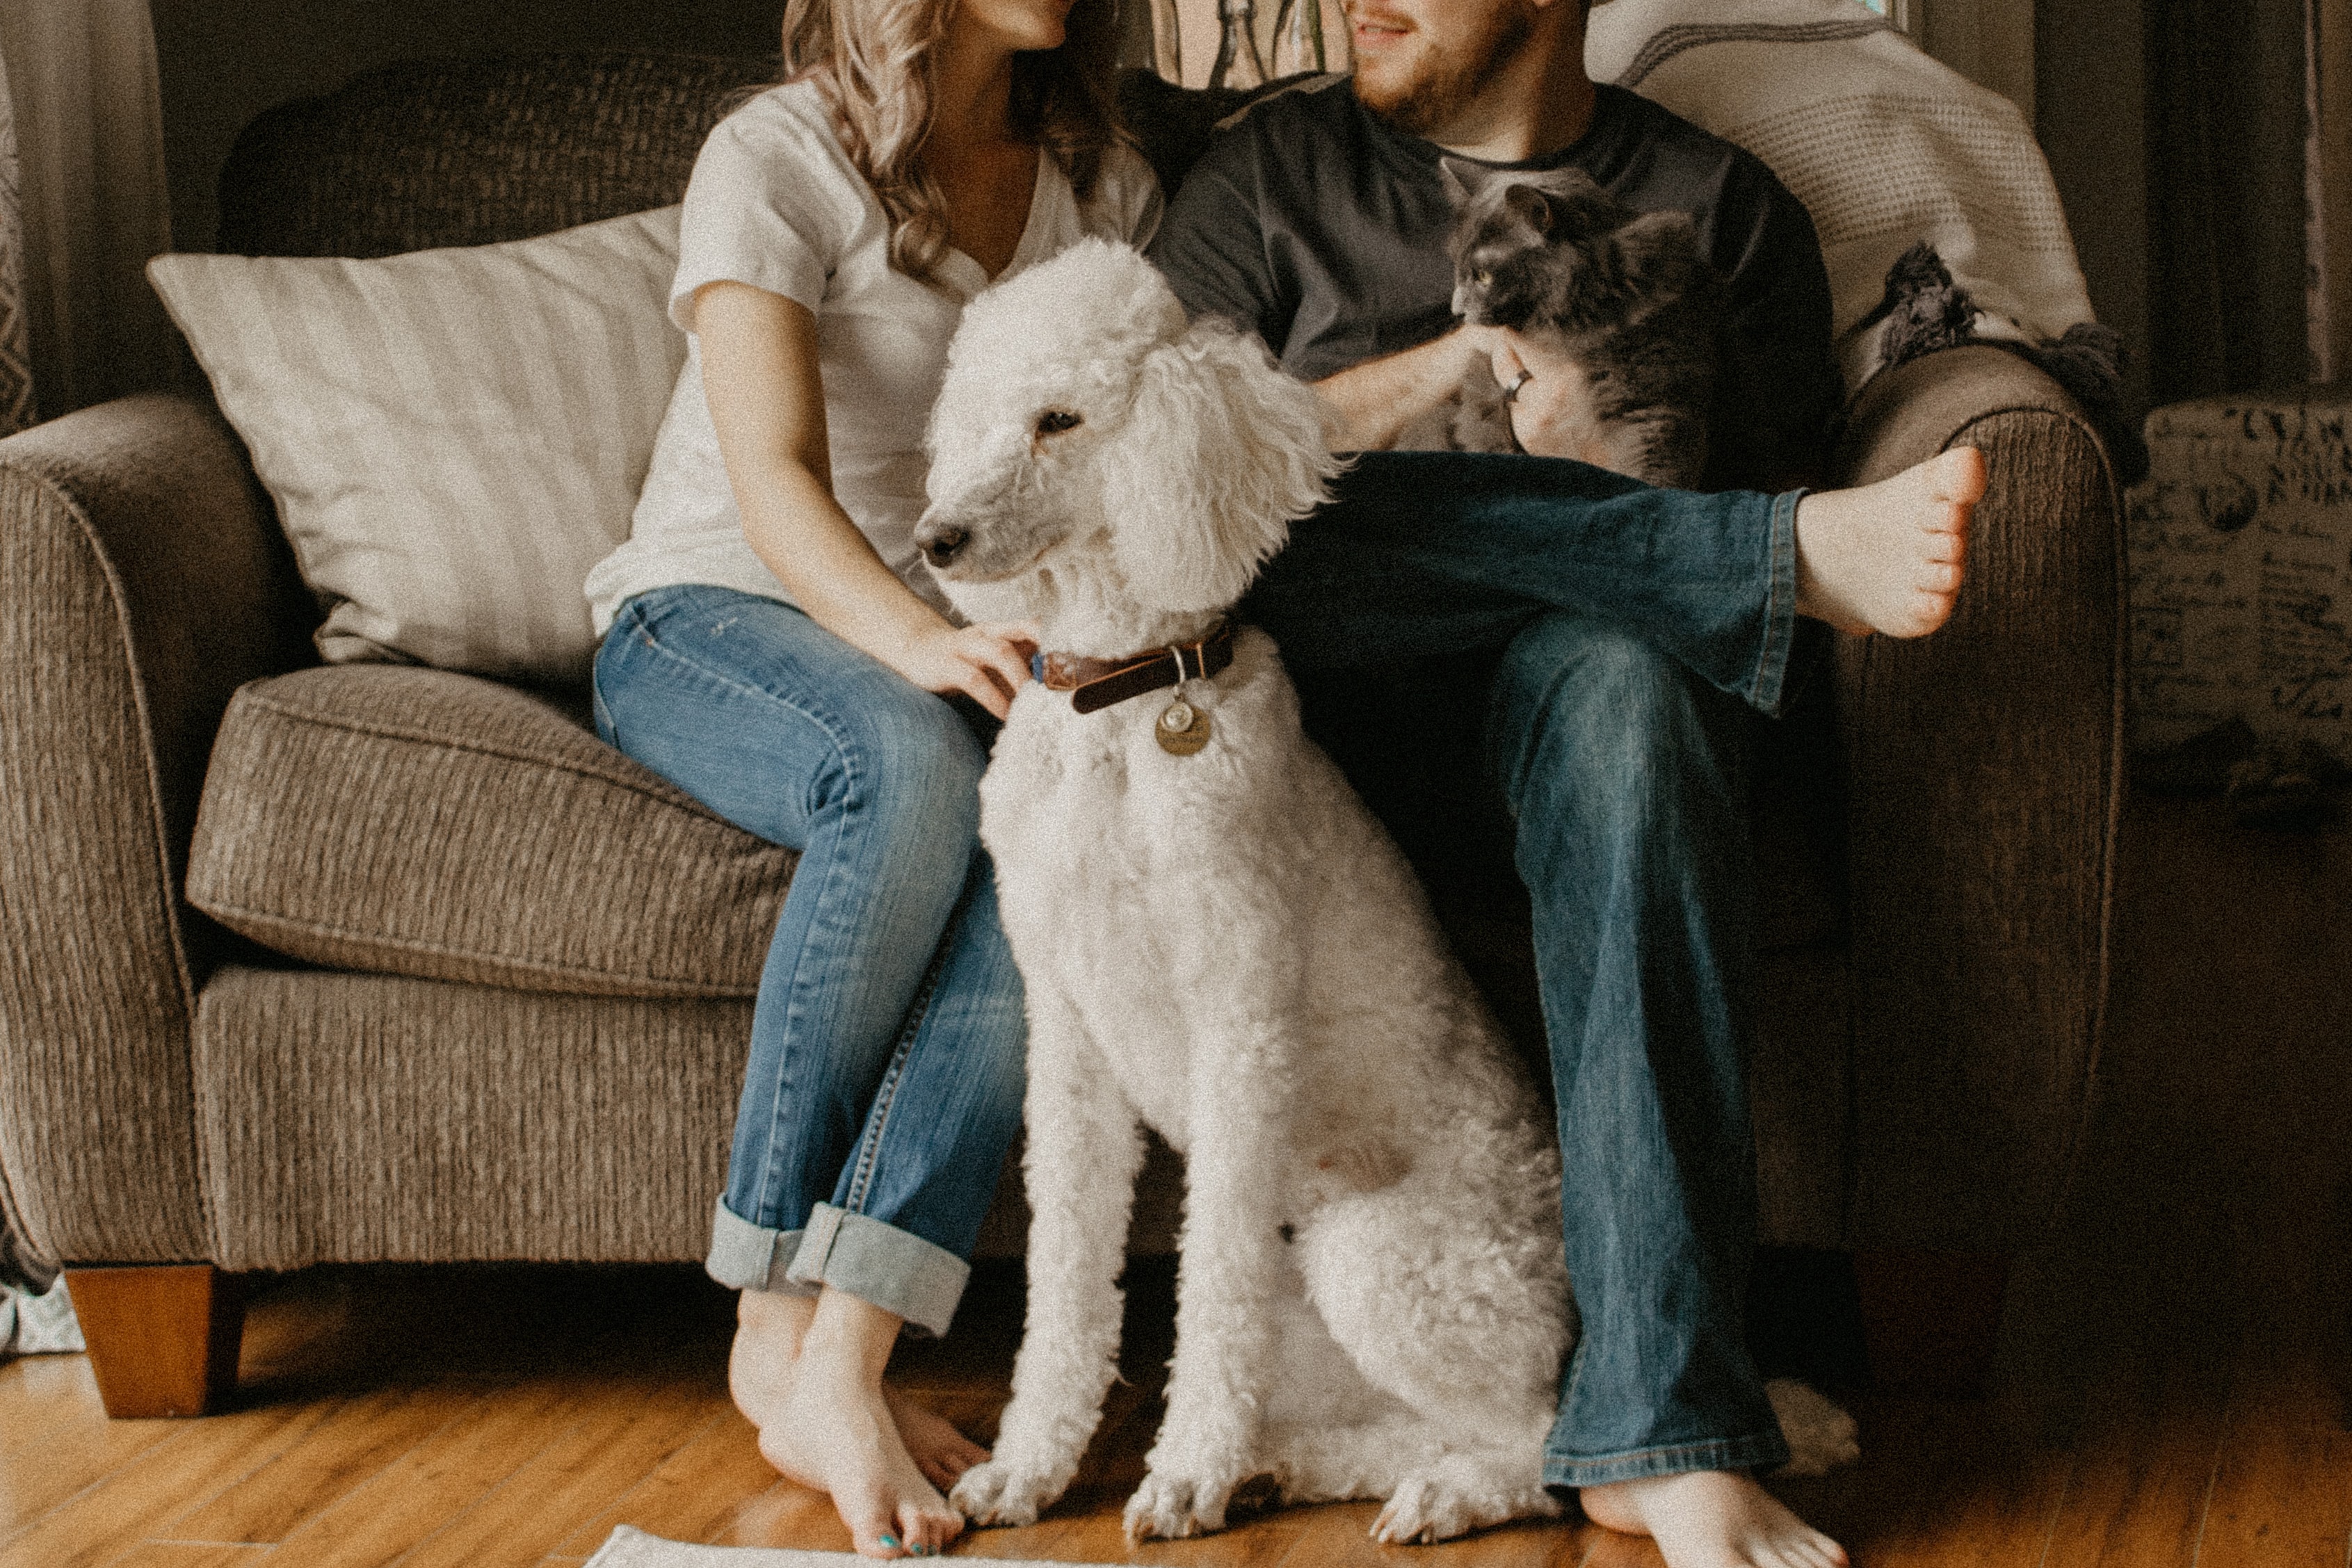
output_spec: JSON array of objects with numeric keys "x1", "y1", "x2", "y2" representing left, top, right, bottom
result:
[{"x1": 1157, "y1": 700, "x2": 1211, "y2": 756}]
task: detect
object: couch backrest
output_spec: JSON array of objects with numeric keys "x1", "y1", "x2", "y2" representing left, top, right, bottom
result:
[
  {"x1": 214, "y1": 51, "x2": 1267, "y2": 260},
  {"x1": 216, "y1": 52, "x2": 781, "y2": 258}
]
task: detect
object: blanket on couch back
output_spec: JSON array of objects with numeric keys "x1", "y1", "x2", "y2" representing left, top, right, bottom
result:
[{"x1": 1586, "y1": 0, "x2": 2096, "y2": 394}]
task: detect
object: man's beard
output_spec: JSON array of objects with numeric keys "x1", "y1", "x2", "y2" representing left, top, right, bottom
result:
[{"x1": 1352, "y1": 1, "x2": 1534, "y2": 138}]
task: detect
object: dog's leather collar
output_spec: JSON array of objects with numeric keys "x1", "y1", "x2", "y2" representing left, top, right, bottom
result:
[{"x1": 1033, "y1": 623, "x2": 1234, "y2": 716}]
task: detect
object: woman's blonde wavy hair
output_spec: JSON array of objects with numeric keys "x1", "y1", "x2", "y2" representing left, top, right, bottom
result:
[{"x1": 782, "y1": 0, "x2": 1126, "y2": 289}]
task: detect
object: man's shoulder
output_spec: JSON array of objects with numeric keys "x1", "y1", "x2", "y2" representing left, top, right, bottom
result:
[
  {"x1": 1209, "y1": 72, "x2": 1357, "y2": 136},
  {"x1": 1593, "y1": 84, "x2": 1789, "y2": 207},
  {"x1": 1587, "y1": 83, "x2": 1819, "y2": 280}
]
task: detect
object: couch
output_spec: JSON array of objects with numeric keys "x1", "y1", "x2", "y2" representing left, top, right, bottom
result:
[{"x1": 0, "y1": 52, "x2": 2124, "y2": 1418}]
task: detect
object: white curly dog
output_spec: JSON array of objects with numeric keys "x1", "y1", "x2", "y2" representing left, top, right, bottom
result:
[{"x1": 915, "y1": 238, "x2": 1857, "y2": 1546}]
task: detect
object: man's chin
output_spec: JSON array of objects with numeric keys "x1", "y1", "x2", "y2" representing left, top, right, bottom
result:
[{"x1": 1352, "y1": 67, "x2": 1442, "y2": 135}]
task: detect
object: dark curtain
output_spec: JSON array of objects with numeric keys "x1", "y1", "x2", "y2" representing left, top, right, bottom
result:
[
  {"x1": 2313, "y1": 0, "x2": 2352, "y2": 381},
  {"x1": 2145, "y1": 0, "x2": 2313, "y2": 401}
]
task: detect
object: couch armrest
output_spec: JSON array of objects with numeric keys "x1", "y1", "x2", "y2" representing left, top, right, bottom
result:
[
  {"x1": 0, "y1": 394, "x2": 302, "y2": 1268},
  {"x1": 1828, "y1": 347, "x2": 2125, "y2": 1250}
]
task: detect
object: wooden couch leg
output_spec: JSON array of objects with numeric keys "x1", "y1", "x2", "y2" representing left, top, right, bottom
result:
[
  {"x1": 63, "y1": 1264, "x2": 245, "y2": 1417},
  {"x1": 1851, "y1": 1248, "x2": 2011, "y2": 1396}
]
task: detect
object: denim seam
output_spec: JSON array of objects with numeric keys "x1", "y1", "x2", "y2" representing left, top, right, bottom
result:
[
  {"x1": 1746, "y1": 489, "x2": 1803, "y2": 717},
  {"x1": 841, "y1": 938, "x2": 952, "y2": 1213},
  {"x1": 1543, "y1": 1429, "x2": 1791, "y2": 1488},
  {"x1": 787, "y1": 1204, "x2": 971, "y2": 1336}
]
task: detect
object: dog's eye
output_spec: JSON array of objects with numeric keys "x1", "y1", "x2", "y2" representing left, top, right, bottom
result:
[{"x1": 1035, "y1": 409, "x2": 1084, "y2": 436}]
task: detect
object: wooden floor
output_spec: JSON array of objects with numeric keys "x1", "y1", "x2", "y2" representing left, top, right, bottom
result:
[{"x1": 3, "y1": 793, "x2": 2349, "y2": 1568}]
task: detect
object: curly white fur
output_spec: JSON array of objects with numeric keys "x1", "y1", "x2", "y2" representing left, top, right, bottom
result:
[{"x1": 919, "y1": 239, "x2": 1854, "y2": 1545}]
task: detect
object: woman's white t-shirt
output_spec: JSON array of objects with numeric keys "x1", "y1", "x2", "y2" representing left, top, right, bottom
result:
[{"x1": 585, "y1": 82, "x2": 1163, "y2": 633}]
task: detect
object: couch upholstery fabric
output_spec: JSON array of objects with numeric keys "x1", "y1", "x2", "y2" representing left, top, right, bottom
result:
[{"x1": 188, "y1": 665, "x2": 794, "y2": 999}]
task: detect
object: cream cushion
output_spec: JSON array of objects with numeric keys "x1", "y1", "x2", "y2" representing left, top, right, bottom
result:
[{"x1": 148, "y1": 207, "x2": 686, "y2": 684}]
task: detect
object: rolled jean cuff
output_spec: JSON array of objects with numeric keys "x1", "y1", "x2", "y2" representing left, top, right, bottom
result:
[
  {"x1": 704, "y1": 1198, "x2": 816, "y2": 1298},
  {"x1": 1543, "y1": 1428, "x2": 1792, "y2": 1490},
  {"x1": 780, "y1": 1202, "x2": 970, "y2": 1337},
  {"x1": 1746, "y1": 487, "x2": 1805, "y2": 718}
]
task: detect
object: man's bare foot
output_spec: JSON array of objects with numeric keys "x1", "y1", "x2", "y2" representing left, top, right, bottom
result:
[
  {"x1": 1581, "y1": 1469, "x2": 1848, "y2": 1568},
  {"x1": 732, "y1": 1288, "x2": 967, "y2": 1558},
  {"x1": 1794, "y1": 446, "x2": 1985, "y2": 636}
]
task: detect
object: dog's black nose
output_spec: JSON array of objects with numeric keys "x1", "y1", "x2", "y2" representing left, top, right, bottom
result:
[{"x1": 919, "y1": 527, "x2": 969, "y2": 567}]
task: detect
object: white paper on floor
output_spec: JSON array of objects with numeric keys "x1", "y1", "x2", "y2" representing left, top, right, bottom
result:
[
  {"x1": 588, "y1": 1526, "x2": 1068, "y2": 1567},
  {"x1": 0, "y1": 1275, "x2": 83, "y2": 1357}
]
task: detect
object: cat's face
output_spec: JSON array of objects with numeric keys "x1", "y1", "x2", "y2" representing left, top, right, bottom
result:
[{"x1": 1447, "y1": 165, "x2": 1632, "y2": 332}]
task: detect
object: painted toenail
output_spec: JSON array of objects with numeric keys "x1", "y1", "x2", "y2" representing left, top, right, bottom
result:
[{"x1": 878, "y1": 1535, "x2": 899, "y2": 1551}]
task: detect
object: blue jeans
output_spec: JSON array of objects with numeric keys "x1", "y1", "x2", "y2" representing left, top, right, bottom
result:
[
  {"x1": 1245, "y1": 451, "x2": 1800, "y2": 1486},
  {"x1": 593, "y1": 584, "x2": 1025, "y2": 1336}
]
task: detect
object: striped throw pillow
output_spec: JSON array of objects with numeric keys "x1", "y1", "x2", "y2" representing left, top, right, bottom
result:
[{"x1": 149, "y1": 207, "x2": 686, "y2": 684}]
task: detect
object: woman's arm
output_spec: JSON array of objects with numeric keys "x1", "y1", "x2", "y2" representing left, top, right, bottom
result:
[{"x1": 694, "y1": 280, "x2": 1034, "y2": 717}]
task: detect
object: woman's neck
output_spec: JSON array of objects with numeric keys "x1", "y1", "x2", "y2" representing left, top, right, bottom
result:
[{"x1": 930, "y1": 33, "x2": 1017, "y2": 149}]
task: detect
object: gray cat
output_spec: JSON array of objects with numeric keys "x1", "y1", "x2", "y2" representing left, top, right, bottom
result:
[{"x1": 1407, "y1": 162, "x2": 1721, "y2": 489}]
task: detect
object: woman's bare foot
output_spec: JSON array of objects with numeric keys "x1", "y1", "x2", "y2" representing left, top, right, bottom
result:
[
  {"x1": 729, "y1": 1285, "x2": 816, "y2": 1431},
  {"x1": 1794, "y1": 446, "x2": 1986, "y2": 636},
  {"x1": 1581, "y1": 1469, "x2": 1848, "y2": 1568},
  {"x1": 732, "y1": 1287, "x2": 968, "y2": 1558},
  {"x1": 730, "y1": 1289, "x2": 989, "y2": 1493},
  {"x1": 885, "y1": 1385, "x2": 992, "y2": 1492}
]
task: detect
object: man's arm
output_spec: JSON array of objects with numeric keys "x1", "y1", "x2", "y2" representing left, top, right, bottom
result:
[
  {"x1": 1311, "y1": 331, "x2": 1492, "y2": 451},
  {"x1": 1707, "y1": 166, "x2": 1839, "y2": 492}
]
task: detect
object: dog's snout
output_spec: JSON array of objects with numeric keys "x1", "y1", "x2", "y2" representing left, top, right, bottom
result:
[{"x1": 919, "y1": 526, "x2": 969, "y2": 568}]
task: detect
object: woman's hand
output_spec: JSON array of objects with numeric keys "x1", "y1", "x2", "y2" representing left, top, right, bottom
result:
[{"x1": 883, "y1": 619, "x2": 1040, "y2": 720}]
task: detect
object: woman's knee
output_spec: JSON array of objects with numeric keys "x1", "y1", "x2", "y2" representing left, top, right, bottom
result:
[{"x1": 815, "y1": 685, "x2": 988, "y2": 841}]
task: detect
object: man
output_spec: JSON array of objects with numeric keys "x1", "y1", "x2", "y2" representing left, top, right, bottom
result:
[{"x1": 1145, "y1": 0, "x2": 1984, "y2": 1562}]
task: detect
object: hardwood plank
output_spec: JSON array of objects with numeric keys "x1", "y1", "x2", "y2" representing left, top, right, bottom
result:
[
  {"x1": 2034, "y1": 1345, "x2": 2237, "y2": 1568},
  {"x1": 1775, "y1": 1392, "x2": 2068, "y2": 1568},
  {"x1": 2195, "y1": 1382, "x2": 2352, "y2": 1568},
  {"x1": 0, "y1": 1354, "x2": 182, "y2": 1533},
  {"x1": 0, "y1": 1401, "x2": 333, "y2": 1568},
  {"x1": 1571, "y1": 1527, "x2": 1666, "y2": 1568},
  {"x1": 396, "y1": 1381, "x2": 723, "y2": 1568},
  {"x1": 165, "y1": 1383, "x2": 478, "y2": 1544},
  {"x1": 549, "y1": 1408, "x2": 780, "y2": 1555},
  {"x1": 715, "y1": 1481, "x2": 853, "y2": 1551},
  {"x1": 264, "y1": 1380, "x2": 581, "y2": 1568},
  {"x1": 1040, "y1": 1504, "x2": 1310, "y2": 1568},
  {"x1": 99, "y1": 1546, "x2": 275, "y2": 1567},
  {"x1": 2189, "y1": 1160, "x2": 2352, "y2": 1568}
]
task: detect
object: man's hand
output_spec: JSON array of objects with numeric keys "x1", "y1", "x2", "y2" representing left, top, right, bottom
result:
[{"x1": 1485, "y1": 330, "x2": 1602, "y2": 464}]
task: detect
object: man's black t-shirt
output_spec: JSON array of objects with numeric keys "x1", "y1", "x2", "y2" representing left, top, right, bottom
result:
[{"x1": 1145, "y1": 76, "x2": 1840, "y2": 490}]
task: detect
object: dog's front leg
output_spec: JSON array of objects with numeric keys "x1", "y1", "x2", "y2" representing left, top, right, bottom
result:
[
  {"x1": 1127, "y1": 986, "x2": 1301, "y2": 1542},
  {"x1": 953, "y1": 985, "x2": 1145, "y2": 1528}
]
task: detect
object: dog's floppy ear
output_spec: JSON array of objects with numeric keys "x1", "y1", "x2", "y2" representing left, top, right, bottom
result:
[{"x1": 1100, "y1": 314, "x2": 1342, "y2": 615}]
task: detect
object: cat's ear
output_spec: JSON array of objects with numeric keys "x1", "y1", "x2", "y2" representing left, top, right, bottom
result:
[
  {"x1": 1437, "y1": 156, "x2": 1487, "y2": 209},
  {"x1": 1502, "y1": 183, "x2": 1557, "y2": 235}
]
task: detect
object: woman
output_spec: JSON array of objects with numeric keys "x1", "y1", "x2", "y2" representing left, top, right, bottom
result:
[{"x1": 582, "y1": 0, "x2": 1161, "y2": 1553}]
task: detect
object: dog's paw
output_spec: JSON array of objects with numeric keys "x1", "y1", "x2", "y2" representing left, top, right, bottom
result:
[
  {"x1": 951, "y1": 1457, "x2": 1068, "y2": 1528},
  {"x1": 1122, "y1": 1466, "x2": 1239, "y2": 1542},
  {"x1": 1765, "y1": 1377, "x2": 1861, "y2": 1478},
  {"x1": 1371, "y1": 1455, "x2": 1560, "y2": 1545}
]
